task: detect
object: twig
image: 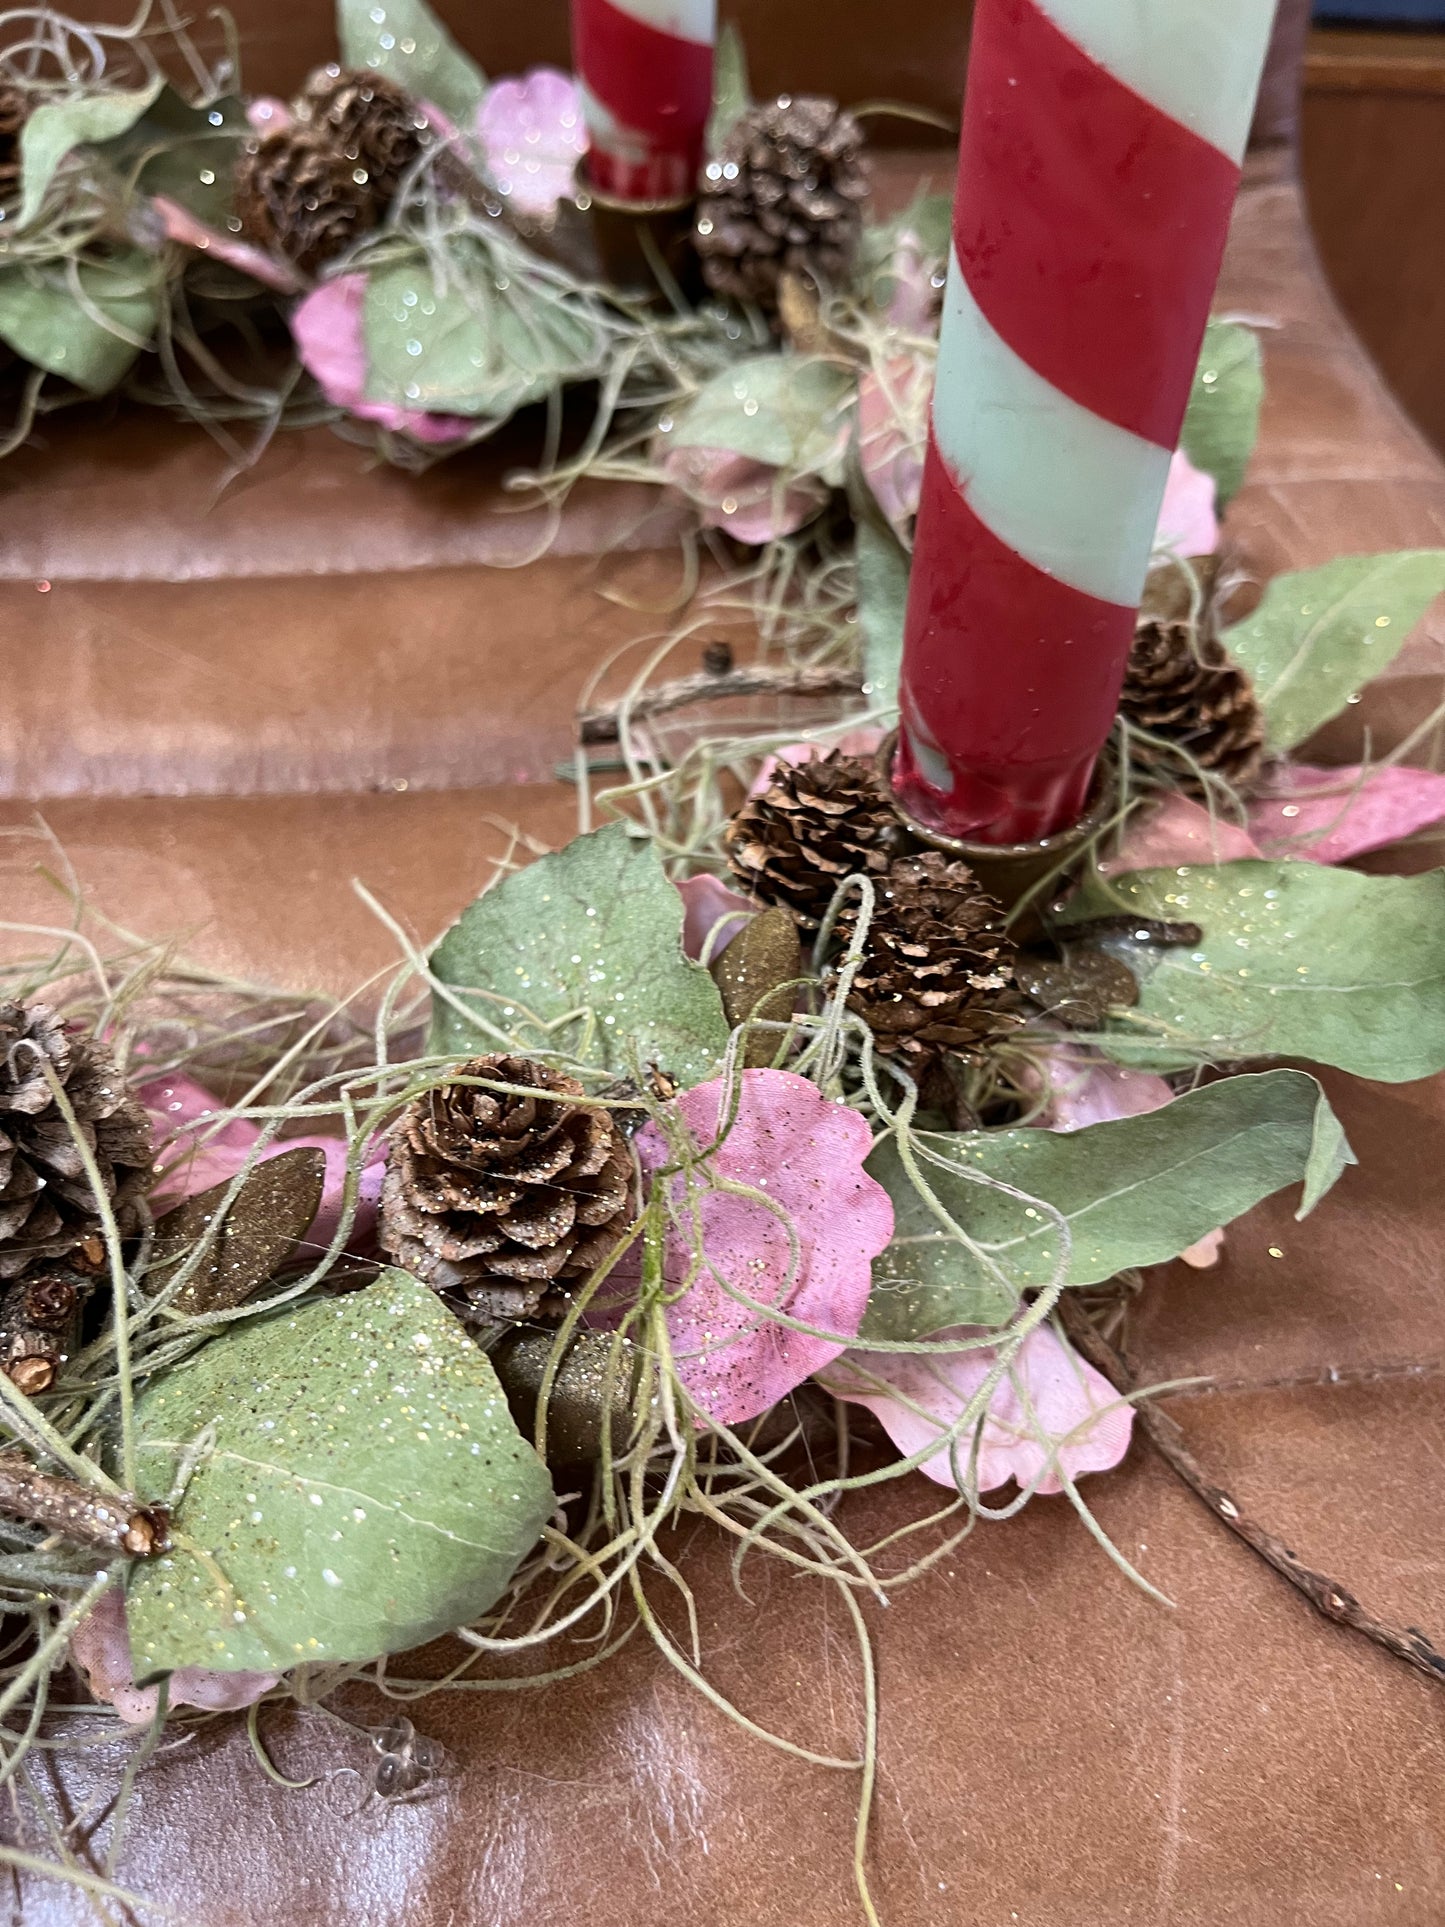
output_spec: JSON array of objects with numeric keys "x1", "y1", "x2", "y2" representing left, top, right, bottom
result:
[
  {"x1": 1058, "y1": 1298, "x2": 1445, "y2": 1686},
  {"x1": 578, "y1": 665, "x2": 866, "y2": 745},
  {"x1": 0, "y1": 1451, "x2": 168, "y2": 1558}
]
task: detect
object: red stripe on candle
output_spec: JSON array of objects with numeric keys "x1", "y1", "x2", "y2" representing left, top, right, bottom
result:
[
  {"x1": 573, "y1": 0, "x2": 713, "y2": 166},
  {"x1": 894, "y1": 433, "x2": 1135, "y2": 845},
  {"x1": 953, "y1": 0, "x2": 1240, "y2": 450}
]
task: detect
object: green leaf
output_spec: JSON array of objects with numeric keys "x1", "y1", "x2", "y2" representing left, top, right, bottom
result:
[
  {"x1": 706, "y1": 21, "x2": 751, "y2": 157},
  {"x1": 337, "y1": 0, "x2": 486, "y2": 124},
  {"x1": 127, "y1": 1270, "x2": 553, "y2": 1676},
  {"x1": 429, "y1": 822, "x2": 730, "y2": 1088},
  {"x1": 103, "y1": 84, "x2": 249, "y2": 226},
  {"x1": 1073, "y1": 860, "x2": 1445, "y2": 1084},
  {"x1": 1223, "y1": 551, "x2": 1445, "y2": 752},
  {"x1": 1180, "y1": 318, "x2": 1262, "y2": 506},
  {"x1": 670, "y1": 354, "x2": 854, "y2": 474},
  {"x1": 862, "y1": 1070, "x2": 1350, "y2": 1340},
  {"x1": 0, "y1": 251, "x2": 160, "y2": 393},
  {"x1": 17, "y1": 77, "x2": 163, "y2": 227},
  {"x1": 855, "y1": 507, "x2": 909, "y2": 711},
  {"x1": 362, "y1": 247, "x2": 606, "y2": 420}
]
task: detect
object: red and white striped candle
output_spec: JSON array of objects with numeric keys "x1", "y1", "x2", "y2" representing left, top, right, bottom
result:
[
  {"x1": 570, "y1": 0, "x2": 716, "y2": 205},
  {"x1": 894, "y1": 0, "x2": 1278, "y2": 846}
]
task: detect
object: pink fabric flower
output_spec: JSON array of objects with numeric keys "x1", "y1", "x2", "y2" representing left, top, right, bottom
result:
[
  {"x1": 475, "y1": 69, "x2": 587, "y2": 217},
  {"x1": 881, "y1": 229, "x2": 938, "y2": 334},
  {"x1": 1102, "y1": 792, "x2": 1262, "y2": 876},
  {"x1": 291, "y1": 276, "x2": 473, "y2": 444},
  {"x1": 747, "y1": 728, "x2": 886, "y2": 801},
  {"x1": 857, "y1": 353, "x2": 930, "y2": 529},
  {"x1": 631, "y1": 1070, "x2": 894, "y2": 1425},
  {"x1": 246, "y1": 97, "x2": 291, "y2": 134},
  {"x1": 71, "y1": 1589, "x2": 279, "y2": 1726},
  {"x1": 676, "y1": 873, "x2": 754, "y2": 963},
  {"x1": 657, "y1": 441, "x2": 831, "y2": 545},
  {"x1": 1154, "y1": 448, "x2": 1219, "y2": 559},
  {"x1": 1028, "y1": 1042, "x2": 1176, "y2": 1134},
  {"x1": 1180, "y1": 1228, "x2": 1225, "y2": 1269},
  {"x1": 142, "y1": 1074, "x2": 385, "y2": 1253},
  {"x1": 1246, "y1": 762, "x2": 1445, "y2": 865},
  {"x1": 831, "y1": 1323, "x2": 1132, "y2": 1495},
  {"x1": 151, "y1": 195, "x2": 301, "y2": 294}
]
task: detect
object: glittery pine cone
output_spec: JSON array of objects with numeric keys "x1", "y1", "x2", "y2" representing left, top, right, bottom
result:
[
  {"x1": 695, "y1": 95, "x2": 868, "y2": 315},
  {"x1": 1120, "y1": 618, "x2": 1266, "y2": 795},
  {"x1": 0, "y1": 1004, "x2": 152, "y2": 1282},
  {"x1": 294, "y1": 65, "x2": 429, "y2": 205},
  {"x1": 379, "y1": 1055, "x2": 635, "y2": 1325},
  {"x1": 0, "y1": 80, "x2": 32, "y2": 203},
  {"x1": 725, "y1": 750, "x2": 906, "y2": 931},
  {"x1": 233, "y1": 126, "x2": 381, "y2": 274},
  {"x1": 835, "y1": 852, "x2": 1021, "y2": 1073}
]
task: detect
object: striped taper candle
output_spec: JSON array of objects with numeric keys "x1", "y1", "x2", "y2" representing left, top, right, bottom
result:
[
  {"x1": 571, "y1": 0, "x2": 716, "y2": 205},
  {"x1": 893, "y1": 0, "x2": 1279, "y2": 847}
]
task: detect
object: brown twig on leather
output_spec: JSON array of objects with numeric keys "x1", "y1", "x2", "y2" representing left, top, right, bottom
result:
[
  {"x1": 1057, "y1": 1297, "x2": 1445, "y2": 1687},
  {"x1": 578, "y1": 664, "x2": 866, "y2": 745},
  {"x1": 0, "y1": 1451, "x2": 169, "y2": 1558}
]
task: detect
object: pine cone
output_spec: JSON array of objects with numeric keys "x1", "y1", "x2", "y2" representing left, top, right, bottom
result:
[
  {"x1": 725, "y1": 750, "x2": 905, "y2": 931},
  {"x1": 0, "y1": 1004, "x2": 152, "y2": 1282},
  {"x1": 0, "y1": 80, "x2": 31, "y2": 203},
  {"x1": 1120, "y1": 618, "x2": 1266, "y2": 795},
  {"x1": 234, "y1": 127, "x2": 381, "y2": 274},
  {"x1": 836, "y1": 852, "x2": 1020, "y2": 1073},
  {"x1": 379, "y1": 1056, "x2": 634, "y2": 1325},
  {"x1": 696, "y1": 96, "x2": 868, "y2": 315},
  {"x1": 295, "y1": 65, "x2": 428, "y2": 204}
]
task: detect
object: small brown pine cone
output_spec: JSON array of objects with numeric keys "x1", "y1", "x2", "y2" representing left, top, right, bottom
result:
[
  {"x1": 835, "y1": 852, "x2": 1020, "y2": 1075},
  {"x1": 696, "y1": 95, "x2": 868, "y2": 315},
  {"x1": 0, "y1": 80, "x2": 32, "y2": 203},
  {"x1": 1120, "y1": 618, "x2": 1266, "y2": 796},
  {"x1": 0, "y1": 1004, "x2": 152, "y2": 1282},
  {"x1": 234, "y1": 127, "x2": 381, "y2": 274},
  {"x1": 379, "y1": 1056, "x2": 635, "y2": 1325},
  {"x1": 725, "y1": 750, "x2": 906, "y2": 931},
  {"x1": 294, "y1": 65, "x2": 429, "y2": 204}
]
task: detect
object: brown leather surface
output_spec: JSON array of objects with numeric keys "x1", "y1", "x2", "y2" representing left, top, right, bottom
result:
[{"x1": 13, "y1": 12, "x2": 1445, "y2": 1922}]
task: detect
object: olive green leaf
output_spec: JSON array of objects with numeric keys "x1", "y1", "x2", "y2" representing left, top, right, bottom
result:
[
  {"x1": 337, "y1": 0, "x2": 486, "y2": 125},
  {"x1": 670, "y1": 353, "x2": 854, "y2": 478},
  {"x1": 1222, "y1": 551, "x2": 1445, "y2": 751},
  {"x1": 1073, "y1": 860, "x2": 1445, "y2": 1083},
  {"x1": 429, "y1": 822, "x2": 730, "y2": 1089},
  {"x1": 0, "y1": 251, "x2": 160, "y2": 392},
  {"x1": 706, "y1": 21, "x2": 751, "y2": 157},
  {"x1": 102, "y1": 84, "x2": 250, "y2": 226},
  {"x1": 854, "y1": 506, "x2": 910, "y2": 711},
  {"x1": 1180, "y1": 318, "x2": 1262, "y2": 506},
  {"x1": 127, "y1": 1270, "x2": 553, "y2": 1676},
  {"x1": 863, "y1": 1070, "x2": 1351, "y2": 1340},
  {"x1": 146, "y1": 1148, "x2": 327, "y2": 1316},
  {"x1": 17, "y1": 77, "x2": 164, "y2": 227}
]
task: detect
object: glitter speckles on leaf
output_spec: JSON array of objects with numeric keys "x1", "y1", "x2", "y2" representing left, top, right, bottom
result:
[{"x1": 125, "y1": 1270, "x2": 553, "y2": 1678}]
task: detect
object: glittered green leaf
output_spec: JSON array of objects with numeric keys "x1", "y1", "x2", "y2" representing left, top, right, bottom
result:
[
  {"x1": 862, "y1": 1070, "x2": 1350, "y2": 1340},
  {"x1": 0, "y1": 251, "x2": 160, "y2": 392},
  {"x1": 337, "y1": 0, "x2": 486, "y2": 125},
  {"x1": 429, "y1": 822, "x2": 730, "y2": 1088},
  {"x1": 126, "y1": 1270, "x2": 553, "y2": 1677},
  {"x1": 1180, "y1": 318, "x2": 1261, "y2": 506},
  {"x1": 103, "y1": 84, "x2": 249, "y2": 225},
  {"x1": 670, "y1": 354, "x2": 853, "y2": 476},
  {"x1": 17, "y1": 77, "x2": 163, "y2": 227},
  {"x1": 854, "y1": 506, "x2": 909, "y2": 711},
  {"x1": 1223, "y1": 551, "x2": 1445, "y2": 751},
  {"x1": 146, "y1": 1148, "x2": 327, "y2": 1317},
  {"x1": 1073, "y1": 860, "x2": 1445, "y2": 1083},
  {"x1": 856, "y1": 189, "x2": 952, "y2": 305},
  {"x1": 706, "y1": 21, "x2": 751, "y2": 157},
  {"x1": 362, "y1": 248, "x2": 606, "y2": 420}
]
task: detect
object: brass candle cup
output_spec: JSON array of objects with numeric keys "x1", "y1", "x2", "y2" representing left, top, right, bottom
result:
[{"x1": 580, "y1": 176, "x2": 700, "y2": 298}]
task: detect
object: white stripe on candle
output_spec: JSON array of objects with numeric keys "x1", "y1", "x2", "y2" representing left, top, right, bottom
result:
[
  {"x1": 603, "y1": 0, "x2": 716, "y2": 46},
  {"x1": 1034, "y1": 0, "x2": 1277, "y2": 163},
  {"x1": 931, "y1": 251, "x2": 1170, "y2": 609},
  {"x1": 577, "y1": 80, "x2": 652, "y2": 165}
]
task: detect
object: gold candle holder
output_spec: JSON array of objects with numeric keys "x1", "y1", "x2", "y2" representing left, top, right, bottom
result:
[{"x1": 581, "y1": 179, "x2": 700, "y2": 299}]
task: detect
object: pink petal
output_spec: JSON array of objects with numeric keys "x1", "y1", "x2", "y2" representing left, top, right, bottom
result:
[
  {"x1": 151, "y1": 195, "x2": 302, "y2": 294},
  {"x1": 475, "y1": 69, "x2": 587, "y2": 217},
  {"x1": 71, "y1": 1590, "x2": 279, "y2": 1726},
  {"x1": 633, "y1": 1070, "x2": 894, "y2": 1425},
  {"x1": 676, "y1": 873, "x2": 755, "y2": 962},
  {"x1": 246, "y1": 97, "x2": 292, "y2": 134},
  {"x1": 747, "y1": 729, "x2": 886, "y2": 801},
  {"x1": 1153, "y1": 447, "x2": 1219, "y2": 559},
  {"x1": 1027, "y1": 1042, "x2": 1176, "y2": 1133},
  {"x1": 882, "y1": 230, "x2": 938, "y2": 334},
  {"x1": 291, "y1": 276, "x2": 473, "y2": 445},
  {"x1": 658, "y1": 442, "x2": 828, "y2": 544},
  {"x1": 857, "y1": 354, "x2": 929, "y2": 529},
  {"x1": 1246, "y1": 762, "x2": 1445, "y2": 865},
  {"x1": 831, "y1": 1323, "x2": 1133, "y2": 1496},
  {"x1": 1180, "y1": 1228, "x2": 1225, "y2": 1269},
  {"x1": 1101, "y1": 793, "x2": 1262, "y2": 877}
]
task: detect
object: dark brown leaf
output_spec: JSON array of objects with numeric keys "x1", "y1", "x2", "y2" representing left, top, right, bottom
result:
[
  {"x1": 148, "y1": 1148, "x2": 326, "y2": 1316},
  {"x1": 710, "y1": 907, "x2": 803, "y2": 1068}
]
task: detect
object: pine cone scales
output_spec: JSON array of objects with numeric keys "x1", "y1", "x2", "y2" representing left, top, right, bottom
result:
[
  {"x1": 379, "y1": 1056, "x2": 634, "y2": 1324},
  {"x1": 234, "y1": 128, "x2": 378, "y2": 274},
  {"x1": 1120, "y1": 621, "x2": 1266, "y2": 794},
  {"x1": 725, "y1": 751, "x2": 903, "y2": 931},
  {"x1": 0, "y1": 1004, "x2": 152, "y2": 1281},
  {"x1": 0, "y1": 80, "x2": 31, "y2": 203},
  {"x1": 837, "y1": 853, "x2": 1020, "y2": 1072},
  {"x1": 697, "y1": 96, "x2": 868, "y2": 313},
  {"x1": 296, "y1": 66, "x2": 427, "y2": 202}
]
